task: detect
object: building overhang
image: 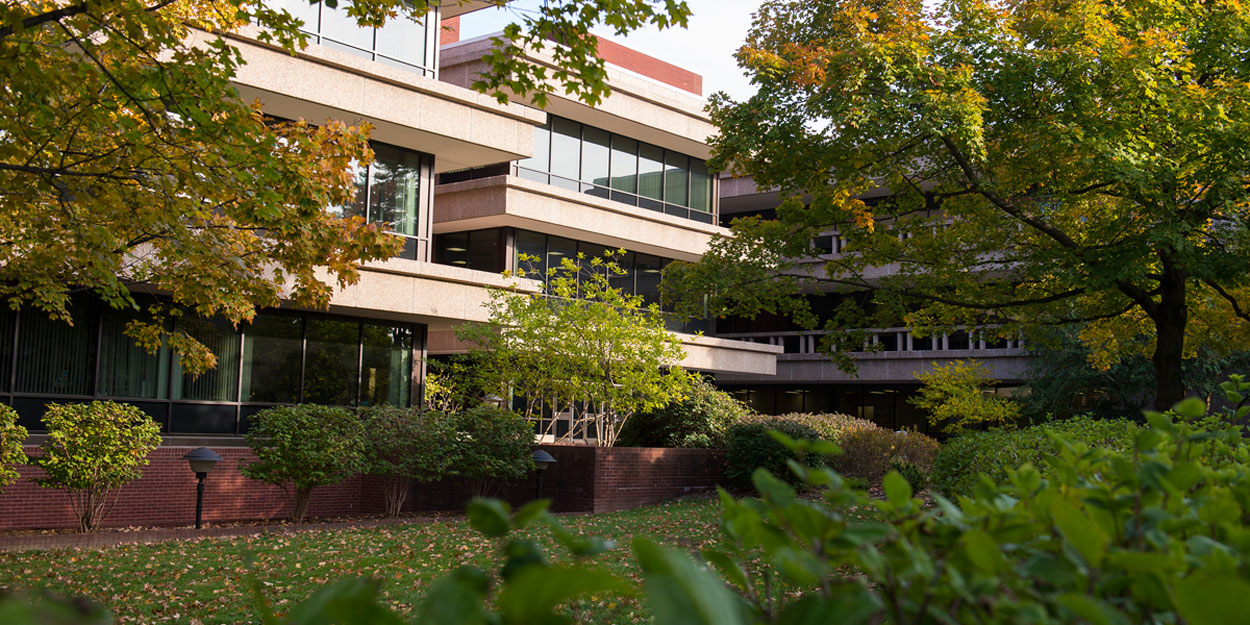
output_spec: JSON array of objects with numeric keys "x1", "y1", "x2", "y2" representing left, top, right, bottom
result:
[
  {"x1": 434, "y1": 175, "x2": 726, "y2": 261},
  {"x1": 207, "y1": 27, "x2": 546, "y2": 173}
]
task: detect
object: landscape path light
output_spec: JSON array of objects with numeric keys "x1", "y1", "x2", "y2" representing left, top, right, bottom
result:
[
  {"x1": 532, "y1": 449, "x2": 556, "y2": 499},
  {"x1": 182, "y1": 447, "x2": 222, "y2": 530}
]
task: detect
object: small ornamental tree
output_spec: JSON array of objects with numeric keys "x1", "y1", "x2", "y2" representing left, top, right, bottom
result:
[
  {"x1": 459, "y1": 251, "x2": 691, "y2": 446},
  {"x1": 451, "y1": 406, "x2": 535, "y2": 498},
  {"x1": 31, "y1": 402, "x2": 161, "y2": 532},
  {"x1": 241, "y1": 404, "x2": 365, "y2": 523},
  {"x1": 360, "y1": 407, "x2": 457, "y2": 517},
  {"x1": 0, "y1": 405, "x2": 27, "y2": 493},
  {"x1": 911, "y1": 360, "x2": 1021, "y2": 434},
  {"x1": 616, "y1": 376, "x2": 751, "y2": 448}
]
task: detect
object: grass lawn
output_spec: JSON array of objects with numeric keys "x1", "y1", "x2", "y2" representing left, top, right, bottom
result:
[{"x1": 0, "y1": 497, "x2": 723, "y2": 625}]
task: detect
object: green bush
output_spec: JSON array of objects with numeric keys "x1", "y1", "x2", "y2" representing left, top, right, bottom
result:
[
  {"x1": 0, "y1": 405, "x2": 27, "y2": 493},
  {"x1": 615, "y1": 377, "x2": 751, "y2": 448},
  {"x1": 359, "y1": 407, "x2": 457, "y2": 517},
  {"x1": 725, "y1": 415, "x2": 824, "y2": 486},
  {"x1": 833, "y1": 427, "x2": 939, "y2": 486},
  {"x1": 449, "y1": 406, "x2": 535, "y2": 497},
  {"x1": 241, "y1": 404, "x2": 365, "y2": 523},
  {"x1": 31, "y1": 401, "x2": 162, "y2": 532},
  {"x1": 770, "y1": 412, "x2": 879, "y2": 441},
  {"x1": 931, "y1": 415, "x2": 1138, "y2": 496},
  {"x1": 887, "y1": 457, "x2": 928, "y2": 494}
]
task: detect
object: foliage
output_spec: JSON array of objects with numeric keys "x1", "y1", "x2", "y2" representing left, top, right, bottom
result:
[
  {"x1": 911, "y1": 360, "x2": 1020, "y2": 433},
  {"x1": 30, "y1": 402, "x2": 161, "y2": 532},
  {"x1": 1021, "y1": 325, "x2": 1250, "y2": 420},
  {"x1": 359, "y1": 407, "x2": 457, "y2": 517},
  {"x1": 0, "y1": 405, "x2": 27, "y2": 493},
  {"x1": 724, "y1": 415, "x2": 825, "y2": 486},
  {"x1": 459, "y1": 251, "x2": 690, "y2": 447},
  {"x1": 832, "y1": 427, "x2": 939, "y2": 487},
  {"x1": 0, "y1": 0, "x2": 692, "y2": 374},
  {"x1": 887, "y1": 457, "x2": 928, "y2": 494},
  {"x1": 771, "y1": 411, "x2": 879, "y2": 441},
  {"x1": 667, "y1": 0, "x2": 1250, "y2": 410},
  {"x1": 240, "y1": 404, "x2": 365, "y2": 523},
  {"x1": 447, "y1": 406, "x2": 535, "y2": 497},
  {"x1": 615, "y1": 376, "x2": 751, "y2": 448},
  {"x1": 932, "y1": 415, "x2": 1139, "y2": 496}
]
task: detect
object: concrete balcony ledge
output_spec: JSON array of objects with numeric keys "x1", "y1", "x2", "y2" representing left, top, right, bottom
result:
[{"x1": 435, "y1": 174, "x2": 728, "y2": 260}]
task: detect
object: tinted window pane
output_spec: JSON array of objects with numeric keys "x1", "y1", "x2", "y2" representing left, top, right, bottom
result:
[
  {"x1": 173, "y1": 318, "x2": 240, "y2": 402},
  {"x1": 635, "y1": 253, "x2": 664, "y2": 306},
  {"x1": 15, "y1": 304, "x2": 92, "y2": 396},
  {"x1": 437, "y1": 232, "x2": 470, "y2": 266},
  {"x1": 0, "y1": 308, "x2": 13, "y2": 392},
  {"x1": 369, "y1": 143, "x2": 422, "y2": 236},
  {"x1": 515, "y1": 230, "x2": 547, "y2": 279},
  {"x1": 360, "y1": 323, "x2": 412, "y2": 407},
  {"x1": 319, "y1": 3, "x2": 374, "y2": 50},
  {"x1": 608, "y1": 251, "x2": 636, "y2": 294},
  {"x1": 638, "y1": 144, "x2": 664, "y2": 200},
  {"x1": 547, "y1": 236, "x2": 577, "y2": 277},
  {"x1": 328, "y1": 160, "x2": 369, "y2": 220},
  {"x1": 304, "y1": 318, "x2": 359, "y2": 406},
  {"x1": 690, "y1": 159, "x2": 712, "y2": 212},
  {"x1": 664, "y1": 151, "x2": 689, "y2": 207},
  {"x1": 518, "y1": 123, "x2": 550, "y2": 173},
  {"x1": 609, "y1": 136, "x2": 638, "y2": 193},
  {"x1": 241, "y1": 313, "x2": 303, "y2": 403},
  {"x1": 98, "y1": 309, "x2": 169, "y2": 399},
  {"x1": 582, "y1": 127, "x2": 610, "y2": 189},
  {"x1": 550, "y1": 118, "x2": 581, "y2": 182},
  {"x1": 469, "y1": 229, "x2": 502, "y2": 272},
  {"x1": 375, "y1": 13, "x2": 425, "y2": 66}
]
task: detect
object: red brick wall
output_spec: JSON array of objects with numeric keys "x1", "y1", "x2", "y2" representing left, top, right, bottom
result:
[
  {"x1": 0, "y1": 445, "x2": 725, "y2": 530},
  {"x1": 440, "y1": 16, "x2": 461, "y2": 46},
  {"x1": 592, "y1": 37, "x2": 703, "y2": 96}
]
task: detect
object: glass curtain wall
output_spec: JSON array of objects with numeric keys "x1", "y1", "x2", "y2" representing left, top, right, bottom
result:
[
  {"x1": 330, "y1": 140, "x2": 430, "y2": 260},
  {"x1": 516, "y1": 116, "x2": 715, "y2": 222},
  {"x1": 271, "y1": 0, "x2": 438, "y2": 76}
]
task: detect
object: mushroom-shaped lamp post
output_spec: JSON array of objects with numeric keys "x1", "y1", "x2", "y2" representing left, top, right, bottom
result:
[
  {"x1": 532, "y1": 449, "x2": 556, "y2": 499},
  {"x1": 182, "y1": 447, "x2": 222, "y2": 529}
]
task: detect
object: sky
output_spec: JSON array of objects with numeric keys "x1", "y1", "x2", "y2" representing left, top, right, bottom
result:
[{"x1": 457, "y1": 0, "x2": 760, "y2": 102}]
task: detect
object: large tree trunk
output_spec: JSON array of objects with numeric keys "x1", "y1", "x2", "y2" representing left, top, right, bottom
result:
[{"x1": 1151, "y1": 262, "x2": 1189, "y2": 411}]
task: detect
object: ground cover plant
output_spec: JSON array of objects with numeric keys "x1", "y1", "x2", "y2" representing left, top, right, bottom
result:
[{"x1": 0, "y1": 498, "x2": 729, "y2": 625}]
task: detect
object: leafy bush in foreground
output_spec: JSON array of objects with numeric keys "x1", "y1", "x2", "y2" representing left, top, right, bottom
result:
[
  {"x1": 31, "y1": 401, "x2": 161, "y2": 532},
  {"x1": 241, "y1": 404, "x2": 365, "y2": 523},
  {"x1": 931, "y1": 415, "x2": 1138, "y2": 496},
  {"x1": 0, "y1": 405, "x2": 27, "y2": 493},
  {"x1": 360, "y1": 407, "x2": 458, "y2": 517},
  {"x1": 449, "y1": 405, "x2": 535, "y2": 497},
  {"x1": 615, "y1": 376, "x2": 750, "y2": 448}
]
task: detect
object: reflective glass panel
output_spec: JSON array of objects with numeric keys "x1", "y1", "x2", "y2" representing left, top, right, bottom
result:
[
  {"x1": 0, "y1": 308, "x2": 13, "y2": 392},
  {"x1": 550, "y1": 118, "x2": 582, "y2": 186},
  {"x1": 319, "y1": 3, "x2": 374, "y2": 51},
  {"x1": 518, "y1": 123, "x2": 550, "y2": 173},
  {"x1": 98, "y1": 308, "x2": 170, "y2": 399},
  {"x1": 690, "y1": 160, "x2": 712, "y2": 212},
  {"x1": 609, "y1": 136, "x2": 638, "y2": 193},
  {"x1": 359, "y1": 323, "x2": 412, "y2": 407},
  {"x1": 635, "y1": 253, "x2": 664, "y2": 305},
  {"x1": 173, "y1": 318, "x2": 241, "y2": 402},
  {"x1": 375, "y1": 13, "x2": 425, "y2": 67},
  {"x1": 515, "y1": 230, "x2": 548, "y2": 279},
  {"x1": 15, "y1": 303, "x2": 92, "y2": 396},
  {"x1": 369, "y1": 143, "x2": 422, "y2": 236},
  {"x1": 638, "y1": 144, "x2": 664, "y2": 200},
  {"x1": 304, "y1": 318, "x2": 359, "y2": 406},
  {"x1": 240, "y1": 313, "x2": 303, "y2": 403},
  {"x1": 582, "y1": 127, "x2": 610, "y2": 189},
  {"x1": 664, "y1": 151, "x2": 689, "y2": 207}
]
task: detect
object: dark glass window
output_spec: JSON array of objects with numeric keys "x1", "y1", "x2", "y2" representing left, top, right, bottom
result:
[
  {"x1": 98, "y1": 309, "x2": 170, "y2": 399},
  {"x1": 0, "y1": 308, "x2": 14, "y2": 393},
  {"x1": 304, "y1": 318, "x2": 359, "y2": 406},
  {"x1": 173, "y1": 318, "x2": 241, "y2": 402},
  {"x1": 547, "y1": 236, "x2": 577, "y2": 273},
  {"x1": 15, "y1": 304, "x2": 92, "y2": 396},
  {"x1": 369, "y1": 143, "x2": 422, "y2": 236},
  {"x1": 638, "y1": 144, "x2": 664, "y2": 202},
  {"x1": 635, "y1": 253, "x2": 664, "y2": 306},
  {"x1": 608, "y1": 250, "x2": 636, "y2": 294},
  {"x1": 360, "y1": 323, "x2": 413, "y2": 407},
  {"x1": 434, "y1": 229, "x2": 503, "y2": 273},
  {"x1": 610, "y1": 136, "x2": 638, "y2": 194},
  {"x1": 664, "y1": 152, "x2": 689, "y2": 207},
  {"x1": 515, "y1": 229, "x2": 548, "y2": 280},
  {"x1": 240, "y1": 313, "x2": 303, "y2": 404}
]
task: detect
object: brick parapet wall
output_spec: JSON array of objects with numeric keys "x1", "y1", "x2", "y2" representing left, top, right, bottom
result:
[{"x1": 0, "y1": 445, "x2": 725, "y2": 530}]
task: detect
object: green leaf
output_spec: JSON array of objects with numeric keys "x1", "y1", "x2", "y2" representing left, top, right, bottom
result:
[
  {"x1": 883, "y1": 471, "x2": 912, "y2": 507},
  {"x1": 700, "y1": 548, "x2": 751, "y2": 591},
  {"x1": 1173, "y1": 576, "x2": 1250, "y2": 625},
  {"x1": 283, "y1": 577, "x2": 407, "y2": 625},
  {"x1": 512, "y1": 499, "x2": 550, "y2": 529},
  {"x1": 1056, "y1": 593, "x2": 1131, "y2": 625},
  {"x1": 960, "y1": 529, "x2": 1006, "y2": 574},
  {"x1": 497, "y1": 565, "x2": 632, "y2": 621},
  {"x1": 1051, "y1": 498, "x2": 1109, "y2": 567},
  {"x1": 634, "y1": 538, "x2": 747, "y2": 625},
  {"x1": 467, "y1": 498, "x2": 511, "y2": 538},
  {"x1": 417, "y1": 567, "x2": 490, "y2": 625}
]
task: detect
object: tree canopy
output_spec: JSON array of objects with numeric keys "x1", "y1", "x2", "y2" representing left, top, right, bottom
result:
[
  {"x1": 667, "y1": 0, "x2": 1250, "y2": 408},
  {"x1": 0, "y1": 0, "x2": 691, "y2": 373}
]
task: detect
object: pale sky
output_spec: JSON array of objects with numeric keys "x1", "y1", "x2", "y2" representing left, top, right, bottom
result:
[{"x1": 457, "y1": 0, "x2": 760, "y2": 102}]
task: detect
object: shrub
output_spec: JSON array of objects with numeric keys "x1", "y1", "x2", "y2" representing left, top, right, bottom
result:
[
  {"x1": 725, "y1": 415, "x2": 824, "y2": 486},
  {"x1": 771, "y1": 412, "x2": 880, "y2": 441},
  {"x1": 911, "y1": 360, "x2": 1020, "y2": 433},
  {"x1": 931, "y1": 415, "x2": 1138, "y2": 496},
  {"x1": 833, "y1": 427, "x2": 940, "y2": 486},
  {"x1": 887, "y1": 457, "x2": 928, "y2": 494},
  {"x1": 360, "y1": 407, "x2": 457, "y2": 517},
  {"x1": 31, "y1": 401, "x2": 161, "y2": 532},
  {"x1": 615, "y1": 377, "x2": 751, "y2": 448},
  {"x1": 241, "y1": 404, "x2": 365, "y2": 523},
  {"x1": 0, "y1": 405, "x2": 27, "y2": 493},
  {"x1": 449, "y1": 406, "x2": 535, "y2": 497}
]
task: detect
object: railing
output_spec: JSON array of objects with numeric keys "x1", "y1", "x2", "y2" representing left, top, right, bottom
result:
[{"x1": 714, "y1": 327, "x2": 1026, "y2": 356}]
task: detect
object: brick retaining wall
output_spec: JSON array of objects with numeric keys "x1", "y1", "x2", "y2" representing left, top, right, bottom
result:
[{"x1": 0, "y1": 445, "x2": 725, "y2": 530}]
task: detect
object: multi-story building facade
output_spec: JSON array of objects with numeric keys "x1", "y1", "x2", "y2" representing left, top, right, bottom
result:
[{"x1": 0, "y1": 4, "x2": 779, "y2": 440}]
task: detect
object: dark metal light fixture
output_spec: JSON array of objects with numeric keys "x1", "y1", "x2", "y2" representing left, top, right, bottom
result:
[
  {"x1": 182, "y1": 447, "x2": 222, "y2": 529},
  {"x1": 532, "y1": 449, "x2": 556, "y2": 499}
]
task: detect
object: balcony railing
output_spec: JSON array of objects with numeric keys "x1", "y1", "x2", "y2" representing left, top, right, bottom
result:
[{"x1": 714, "y1": 327, "x2": 1026, "y2": 356}]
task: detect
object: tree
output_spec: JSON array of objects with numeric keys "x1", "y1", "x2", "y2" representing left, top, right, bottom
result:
[
  {"x1": 31, "y1": 402, "x2": 162, "y2": 532},
  {"x1": 0, "y1": 0, "x2": 692, "y2": 373},
  {"x1": 615, "y1": 376, "x2": 752, "y2": 448},
  {"x1": 459, "y1": 251, "x2": 690, "y2": 447},
  {"x1": 666, "y1": 0, "x2": 1250, "y2": 409},
  {"x1": 450, "y1": 406, "x2": 536, "y2": 497},
  {"x1": 240, "y1": 404, "x2": 365, "y2": 523},
  {"x1": 359, "y1": 407, "x2": 457, "y2": 517},
  {"x1": 0, "y1": 405, "x2": 27, "y2": 493},
  {"x1": 910, "y1": 360, "x2": 1020, "y2": 434}
]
